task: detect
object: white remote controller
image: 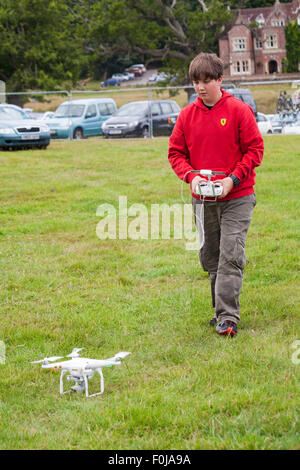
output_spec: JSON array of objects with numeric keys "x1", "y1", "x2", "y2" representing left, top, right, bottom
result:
[{"x1": 195, "y1": 181, "x2": 223, "y2": 197}]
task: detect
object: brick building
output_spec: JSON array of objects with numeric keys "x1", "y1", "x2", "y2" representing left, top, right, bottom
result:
[{"x1": 219, "y1": 0, "x2": 300, "y2": 77}]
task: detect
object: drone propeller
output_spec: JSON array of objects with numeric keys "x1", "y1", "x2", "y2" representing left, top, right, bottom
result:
[
  {"x1": 30, "y1": 356, "x2": 64, "y2": 364},
  {"x1": 105, "y1": 352, "x2": 131, "y2": 363},
  {"x1": 114, "y1": 352, "x2": 131, "y2": 359},
  {"x1": 67, "y1": 348, "x2": 84, "y2": 358}
]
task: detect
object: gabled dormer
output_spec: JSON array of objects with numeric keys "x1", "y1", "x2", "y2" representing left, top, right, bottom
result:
[
  {"x1": 291, "y1": 0, "x2": 300, "y2": 16},
  {"x1": 266, "y1": 0, "x2": 288, "y2": 26}
]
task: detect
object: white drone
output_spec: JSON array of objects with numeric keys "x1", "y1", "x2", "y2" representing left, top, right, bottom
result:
[{"x1": 31, "y1": 349, "x2": 131, "y2": 397}]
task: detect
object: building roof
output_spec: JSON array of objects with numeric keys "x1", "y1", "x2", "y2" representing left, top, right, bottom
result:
[{"x1": 236, "y1": 0, "x2": 299, "y2": 25}]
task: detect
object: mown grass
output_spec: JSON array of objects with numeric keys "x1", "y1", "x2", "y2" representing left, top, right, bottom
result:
[
  {"x1": 0, "y1": 136, "x2": 299, "y2": 450},
  {"x1": 24, "y1": 82, "x2": 297, "y2": 114},
  {"x1": 25, "y1": 88, "x2": 190, "y2": 112},
  {"x1": 248, "y1": 83, "x2": 297, "y2": 114}
]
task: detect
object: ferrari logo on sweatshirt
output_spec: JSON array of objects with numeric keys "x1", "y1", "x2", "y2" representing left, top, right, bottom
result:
[{"x1": 220, "y1": 118, "x2": 227, "y2": 126}]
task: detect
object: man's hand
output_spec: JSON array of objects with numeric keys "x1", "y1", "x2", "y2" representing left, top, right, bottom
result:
[
  {"x1": 191, "y1": 176, "x2": 207, "y2": 194},
  {"x1": 215, "y1": 177, "x2": 234, "y2": 198}
]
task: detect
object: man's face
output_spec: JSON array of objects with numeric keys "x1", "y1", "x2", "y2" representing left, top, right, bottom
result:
[{"x1": 192, "y1": 76, "x2": 223, "y2": 106}]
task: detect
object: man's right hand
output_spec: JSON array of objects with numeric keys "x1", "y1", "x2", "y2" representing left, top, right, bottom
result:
[{"x1": 191, "y1": 176, "x2": 207, "y2": 194}]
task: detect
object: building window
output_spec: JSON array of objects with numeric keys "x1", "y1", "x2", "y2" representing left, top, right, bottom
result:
[
  {"x1": 233, "y1": 60, "x2": 249, "y2": 74},
  {"x1": 233, "y1": 62, "x2": 240, "y2": 73},
  {"x1": 233, "y1": 38, "x2": 246, "y2": 51},
  {"x1": 272, "y1": 20, "x2": 285, "y2": 26},
  {"x1": 265, "y1": 34, "x2": 277, "y2": 48},
  {"x1": 242, "y1": 60, "x2": 249, "y2": 72},
  {"x1": 255, "y1": 37, "x2": 263, "y2": 49}
]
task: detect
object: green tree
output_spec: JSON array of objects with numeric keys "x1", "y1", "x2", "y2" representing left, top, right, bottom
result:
[
  {"x1": 73, "y1": 0, "x2": 235, "y2": 83},
  {"x1": 285, "y1": 22, "x2": 300, "y2": 73},
  {"x1": 0, "y1": 0, "x2": 84, "y2": 94}
]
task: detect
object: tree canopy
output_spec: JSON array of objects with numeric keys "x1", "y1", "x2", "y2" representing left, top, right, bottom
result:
[
  {"x1": 285, "y1": 22, "x2": 300, "y2": 73},
  {"x1": 0, "y1": 0, "x2": 83, "y2": 92},
  {"x1": 0, "y1": 0, "x2": 298, "y2": 92},
  {"x1": 73, "y1": 0, "x2": 235, "y2": 82}
]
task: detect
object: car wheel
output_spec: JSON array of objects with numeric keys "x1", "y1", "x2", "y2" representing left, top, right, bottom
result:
[
  {"x1": 142, "y1": 127, "x2": 150, "y2": 138},
  {"x1": 73, "y1": 127, "x2": 84, "y2": 140},
  {"x1": 267, "y1": 129, "x2": 273, "y2": 134}
]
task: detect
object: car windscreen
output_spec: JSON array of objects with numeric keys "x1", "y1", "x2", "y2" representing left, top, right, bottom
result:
[
  {"x1": 0, "y1": 107, "x2": 27, "y2": 120},
  {"x1": 116, "y1": 103, "x2": 148, "y2": 116},
  {"x1": 54, "y1": 104, "x2": 85, "y2": 118}
]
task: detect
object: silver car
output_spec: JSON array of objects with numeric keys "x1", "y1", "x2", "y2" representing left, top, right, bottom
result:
[{"x1": 0, "y1": 104, "x2": 50, "y2": 150}]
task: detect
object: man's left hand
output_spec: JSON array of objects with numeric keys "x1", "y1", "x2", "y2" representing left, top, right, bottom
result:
[{"x1": 215, "y1": 177, "x2": 234, "y2": 198}]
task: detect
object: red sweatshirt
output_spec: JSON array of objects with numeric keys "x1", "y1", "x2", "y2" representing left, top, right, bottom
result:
[{"x1": 168, "y1": 90, "x2": 264, "y2": 201}]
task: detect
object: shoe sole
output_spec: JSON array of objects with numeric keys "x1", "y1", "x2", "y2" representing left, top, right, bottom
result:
[{"x1": 216, "y1": 327, "x2": 237, "y2": 337}]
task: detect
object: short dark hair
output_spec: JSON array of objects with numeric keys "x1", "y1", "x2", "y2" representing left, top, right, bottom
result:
[{"x1": 189, "y1": 53, "x2": 223, "y2": 82}]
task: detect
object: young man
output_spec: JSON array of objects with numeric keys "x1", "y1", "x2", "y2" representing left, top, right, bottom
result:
[{"x1": 168, "y1": 53, "x2": 264, "y2": 337}]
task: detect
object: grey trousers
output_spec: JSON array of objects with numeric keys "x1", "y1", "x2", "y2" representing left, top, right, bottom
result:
[{"x1": 192, "y1": 194, "x2": 256, "y2": 324}]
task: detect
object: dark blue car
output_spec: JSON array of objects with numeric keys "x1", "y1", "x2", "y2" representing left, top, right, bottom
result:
[{"x1": 101, "y1": 78, "x2": 120, "y2": 87}]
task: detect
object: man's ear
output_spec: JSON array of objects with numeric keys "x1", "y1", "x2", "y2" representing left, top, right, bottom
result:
[{"x1": 218, "y1": 76, "x2": 223, "y2": 86}]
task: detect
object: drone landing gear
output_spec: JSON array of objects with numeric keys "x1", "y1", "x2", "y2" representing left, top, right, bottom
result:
[{"x1": 59, "y1": 368, "x2": 105, "y2": 397}]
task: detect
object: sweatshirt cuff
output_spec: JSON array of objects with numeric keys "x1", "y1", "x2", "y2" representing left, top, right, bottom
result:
[{"x1": 186, "y1": 172, "x2": 198, "y2": 184}]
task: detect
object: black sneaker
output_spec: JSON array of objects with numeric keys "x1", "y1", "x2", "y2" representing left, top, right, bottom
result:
[
  {"x1": 209, "y1": 317, "x2": 217, "y2": 326},
  {"x1": 216, "y1": 321, "x2": 237, "y2": 337}
]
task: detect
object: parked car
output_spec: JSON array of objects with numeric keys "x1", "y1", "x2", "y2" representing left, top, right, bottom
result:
[
  {"x1": 148, "y1": 73, "x2": 159, "y2": 83},
  {"x1": 127, "y1": 64, "x2": 146, "y2": 73},
  {"x1": 125, "y1": 65, "x2": 144, "y2": 76},
  {"x1": 102, "y1": 100, "x2": 181, "y2": 138},
  {"x1": 0, "y1": 104, "x2": 50, "y2": 150},
  {"x1": 270, "y1": 113, "x2": 297, "y2": 134},
  {"x1": 282, "y1": 118, "x2": 300, "y2": 135},
  {"x1": 28, "y1": 111, "x2": 55, "y2": 121},
  {"x1": 188, "y1": 87, "x2": 257, "y2": 116},
  {"x1": 229, "y1": 88, "x2": 257, "y2": 116},
  {"x1": 281, "y1": 113, "x2": 298, "y2": 128},
  {"x1": 270, "y1": 114, "x2": 284, "y2": 133},
  {"x1": 222, "y1": 83, "x2": 236, "y2": 90},
  {"x1": 123, "y1": 72, "x2": 135, "y2": 80},
  {"x1": 148, "y1": 71, "x2": 177, "y2": 84},
  {"x1": 256, "y1": 112, "x2": 273, "y2": 134},
  {"x1": 101, "y1": 78, "x2": 120, "y2": 87},
  {"x1": 112, "y1": 73, "x2": 130, "y2": 82},
  {"x1": 45, "y1": 98, "x2": 117, "y2": 139},
  {"x1": 136, "y1": 64, "x2": 146, "y2": 73},
  {"x1": 157, "y1": 72, "x2": 168, "y2": 82},
  {"x1": 42, "y1": 111, "x2": 55, "y2": 120}
]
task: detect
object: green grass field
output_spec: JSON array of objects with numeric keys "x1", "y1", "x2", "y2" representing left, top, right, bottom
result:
[{"x1": 0, "y1": 136, "x2": 299, "y2": 450}]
